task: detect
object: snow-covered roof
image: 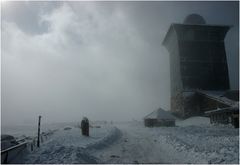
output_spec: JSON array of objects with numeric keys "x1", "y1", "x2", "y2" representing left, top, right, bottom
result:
[
  {"x1": 205, "y1": 106, "x2": 239, "y2": 115},
  {"x1": 196, "y1": 90, "x2": 237, "y2": 107},
  {"x1": 144, "y1": 108, "x2": 176, "y2": 120}
]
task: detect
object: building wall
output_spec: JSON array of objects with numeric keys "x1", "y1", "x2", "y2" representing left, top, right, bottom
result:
[
  {"x1": 182, "y1": 92, "x2": 201, "y2": 117},
  {"x1": 209, "y1": 112, "x2": 239, "y2": 128},
  {"x1": 223, "y1": 90, "x2": 239, "y2": 101},
  {"x1": 144, "y1": 118, "x2": 158, "y2": 127},
  {"x1": 144, "y1": 119, "x2": 175, "y2": 127},
  {"x1": 175, "y1": 25, "x2": 230, "y2": 90},
  {"x1": 163, "y1": 24, "x2": 230, "y2": 118},
  {"x1": 171, "y1": 92, "x2": 184, "y2": 117},
  {"x1": 179, "y1": 41, "x2": 229, "y2": 90},
  {"x1": 163, "y1": 27, "x2": 184, "y2": 116}
]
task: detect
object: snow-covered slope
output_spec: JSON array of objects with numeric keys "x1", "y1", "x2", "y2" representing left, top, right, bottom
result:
[{"x1": 20, "y1": 125, "x2": 121, "y2": 164}]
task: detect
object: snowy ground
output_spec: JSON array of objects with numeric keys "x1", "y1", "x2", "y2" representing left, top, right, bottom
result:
[
  {"x1": 93, "y1": 120, "x2": 239, "y2": 164},
  {"x1": 4, "y1": 117, "x2": 239, "y2": 164},
  {"x1": 20, "y1": 125, "x2": 120, "y2": 163},
  {"x1": 93, "y1": 123, "x2": 167, "y2": 163}
]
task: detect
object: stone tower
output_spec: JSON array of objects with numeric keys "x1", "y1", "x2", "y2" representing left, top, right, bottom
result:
[{"x1": 162, "y1": 14, "x2": 230, "y2": 117}]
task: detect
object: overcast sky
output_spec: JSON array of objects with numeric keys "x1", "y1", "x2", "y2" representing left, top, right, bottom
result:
[{"x1": 1, "y1": 1, "x2": 239, "y2": 125}]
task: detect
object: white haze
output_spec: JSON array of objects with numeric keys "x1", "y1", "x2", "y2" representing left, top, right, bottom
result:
[{"x1": 1, "y1": 1, "x2": 238, "y2": 125}]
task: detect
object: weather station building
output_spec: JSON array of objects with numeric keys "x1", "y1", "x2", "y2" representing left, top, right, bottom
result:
[{"x1": 162, "y1": 14, "x2": 239, "y2": 125}]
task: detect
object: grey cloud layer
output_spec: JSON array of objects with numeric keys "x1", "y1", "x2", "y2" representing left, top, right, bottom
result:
[
  {"x1": 2, "y1": 2, "x2": 168, "y2": 124},
  {"x1": 2, "y1": 1, "x2": 238, "y2": 125}
]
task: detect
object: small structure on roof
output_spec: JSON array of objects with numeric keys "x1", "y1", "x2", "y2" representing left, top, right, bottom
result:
[{"x1": 144, "y1": 108, "x2": 176, "y2": 127}]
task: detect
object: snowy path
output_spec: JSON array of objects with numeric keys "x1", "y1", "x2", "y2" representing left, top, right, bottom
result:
[
  {"x1": 93, "y1": 121, "x2": 239, "y2": 164},
  {"x1": 93, "y1": 123, "x2": 167, "y2": 163}
]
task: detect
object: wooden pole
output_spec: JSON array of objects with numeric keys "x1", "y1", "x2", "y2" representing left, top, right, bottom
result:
[{"x1": 37, "y1": 115, "x2": 42, "y2": 147}]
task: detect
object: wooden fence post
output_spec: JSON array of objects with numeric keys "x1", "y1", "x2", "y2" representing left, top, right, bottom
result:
[
  {"x1": 31, "y1": 143, "x2": 33, "y2": 151},
  {"x1": 37, "y1": 115, "x2": 42, "y2": 147}
]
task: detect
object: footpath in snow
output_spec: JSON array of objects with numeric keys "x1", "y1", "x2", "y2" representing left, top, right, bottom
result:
[{"x1": 93, "y1": 117, "x2": 239, "y2": 164}]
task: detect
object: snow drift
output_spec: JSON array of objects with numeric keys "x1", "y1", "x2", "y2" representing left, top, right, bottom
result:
[{"x1": 20, "y1": 125, "x2": 121, "y2": 164}]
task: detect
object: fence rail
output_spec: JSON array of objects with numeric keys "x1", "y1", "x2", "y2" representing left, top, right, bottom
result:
[
  {"x1": 1, "y1": 129, "x2": 57, "y2": 164},
  {"x1": 1, "y1": 142, "x2": 28, "y2": 164}
]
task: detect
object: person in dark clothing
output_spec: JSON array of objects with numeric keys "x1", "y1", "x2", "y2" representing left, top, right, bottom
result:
[{"x1": 81, "y1": 117, "x2": 89, "y2": 136}]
